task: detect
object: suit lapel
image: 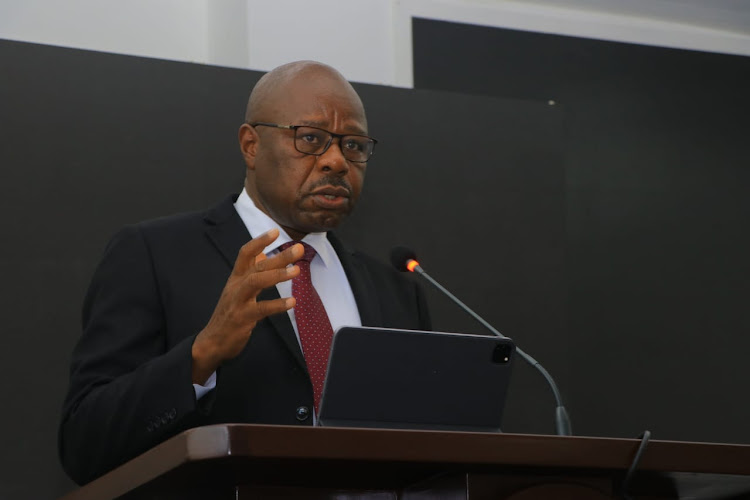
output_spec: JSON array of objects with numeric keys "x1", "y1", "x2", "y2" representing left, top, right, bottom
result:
[
  {"x1": 203, "y1": 195, "x2": 307, "y2": 371},
  {"x1": 328, "y1": 233, "x2": 383, "y2": 327},
  {"x1": 260, "y1": 286, "x2": 307, "y2": 370},
  {"x1": 203, "y1": 195, "x2": 251, "y2": 269}
]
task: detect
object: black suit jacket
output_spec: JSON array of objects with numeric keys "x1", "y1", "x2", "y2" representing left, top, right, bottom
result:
[{"x1": 59, "y1": 195, "x2": 431, "y2": 484}]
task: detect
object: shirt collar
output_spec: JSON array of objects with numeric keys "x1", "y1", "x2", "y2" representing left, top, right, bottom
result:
[{"x1": 233, "y1": 188, "x2": 335, "y2": 268}]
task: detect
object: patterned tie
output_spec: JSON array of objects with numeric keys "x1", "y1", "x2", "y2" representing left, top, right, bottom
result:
[{"x1": 280, "y1": 241, "x2": 334, "y2": 413}]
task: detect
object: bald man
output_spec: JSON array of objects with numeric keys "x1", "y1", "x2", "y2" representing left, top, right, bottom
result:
[{"x1": 58, "y1": 61, "x2": 431, "y2": 484}]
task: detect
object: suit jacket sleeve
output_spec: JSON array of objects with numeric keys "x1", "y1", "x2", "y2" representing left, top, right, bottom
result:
[{"x1": 58, "y1": 225, "x2": 207, "y2": 485}]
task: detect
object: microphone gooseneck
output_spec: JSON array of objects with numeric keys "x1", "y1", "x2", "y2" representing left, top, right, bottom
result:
[{"x1": 390, "y1": 246, "x2": 572, "y2": 436}]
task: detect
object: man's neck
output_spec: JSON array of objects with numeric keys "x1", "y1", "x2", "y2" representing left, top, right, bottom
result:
[{"x1": 281, "y1": 225, "x2": 308, "y2": 242}]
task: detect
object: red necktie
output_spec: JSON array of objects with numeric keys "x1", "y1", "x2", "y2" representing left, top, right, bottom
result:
[{"x1": 280, "y1": 241, "x2": 334, "y2": 413}]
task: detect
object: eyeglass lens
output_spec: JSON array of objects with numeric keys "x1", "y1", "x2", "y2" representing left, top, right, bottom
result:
[{"x1": 294, "y1": 126, "x2": 374, "y2": 162}]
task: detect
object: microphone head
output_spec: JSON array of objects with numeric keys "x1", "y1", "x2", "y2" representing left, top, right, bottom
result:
[{"x1": 390, "y1": 246, "x2": 418, "y2": 272}]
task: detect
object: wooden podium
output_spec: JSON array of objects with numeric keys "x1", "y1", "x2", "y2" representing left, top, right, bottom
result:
[{"x1": 59, "y1": 424, "x2": 750, "y2": 499}]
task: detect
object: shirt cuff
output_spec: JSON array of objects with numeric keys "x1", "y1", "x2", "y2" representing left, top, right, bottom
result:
[{"x1": 193, "y1": 371, "x2": 217, "y2": 400}]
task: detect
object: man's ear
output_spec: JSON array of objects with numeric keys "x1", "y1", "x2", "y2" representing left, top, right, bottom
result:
[{"x1": 238, "y1": 123, "x2": 259, "y2": 169}]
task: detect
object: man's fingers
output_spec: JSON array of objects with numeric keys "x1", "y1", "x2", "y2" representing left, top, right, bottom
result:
[
  {"x1": 254, "y1": 296, "x2": 296, "y2": 319},
  {"x1": 233, "y1": 228, "x2": 280, "y2": 276},
  {"x1": 255, "y1": 242, "x2": 304, "y2": 272},
  {"x1": 240, "y1": 265, "x2": 301, "y2": 300}
]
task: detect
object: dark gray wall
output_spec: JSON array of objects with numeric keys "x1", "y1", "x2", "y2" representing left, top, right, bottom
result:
[
  {"x1": 413, "y1": 18, "x2": 750, "y2": 443},
  {"x1": 0, "y1": 39, "x2": 562, "y2": 498}
]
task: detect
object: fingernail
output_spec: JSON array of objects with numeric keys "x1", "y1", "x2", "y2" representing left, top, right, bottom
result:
[
  {"x1": 286, "y1": 265, "x2": 298, "y2": 276},
  {"x1": 286, "y1": 298, "x2": 295, "y2": 308},
  {"x1": 263, "y1": 228, "x2": 279, "y2": 238}
]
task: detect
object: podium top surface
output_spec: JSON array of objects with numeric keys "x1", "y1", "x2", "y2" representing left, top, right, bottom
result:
[{"x1": 61, "y1": 424, "x2": 750, "y2": 499}]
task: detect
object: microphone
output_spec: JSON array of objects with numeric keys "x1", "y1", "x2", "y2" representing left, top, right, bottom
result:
[{"x1": 390, "y1": 246, "x2": 572, "y2": 436}]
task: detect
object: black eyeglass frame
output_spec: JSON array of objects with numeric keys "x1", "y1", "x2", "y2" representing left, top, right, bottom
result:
[{"x1": 248, "y1": 122, "x2": 378, "y2": 163}]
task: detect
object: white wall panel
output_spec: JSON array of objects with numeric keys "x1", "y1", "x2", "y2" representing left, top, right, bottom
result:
[
  {"x1": 0, "y1": 0, "x2": 208, "y2": 62},
  {"x1": 245, "y1": 0, "x2": 395, "y2": 85},
  {"x1": 1, "y1": 0, "x2": 748, "y2": 88}
]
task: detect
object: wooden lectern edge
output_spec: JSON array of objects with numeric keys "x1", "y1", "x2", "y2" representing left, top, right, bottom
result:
[
  {"x1": 59, "y1": 424, "x2": 750, "y2": 499},
  {"x1": 219, "y1": 424, "x2": 750, "y2": 475},
  {"x1": 214, "y1": 424, "x2": 750, "y2": 475},
  {"x1": 59, "y1": 425, "x2": 232, "y2": 500}
]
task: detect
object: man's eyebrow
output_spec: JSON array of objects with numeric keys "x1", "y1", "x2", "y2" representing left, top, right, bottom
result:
[{"x1": 297, "y1": 120, "x2": 368, "y2": 135}]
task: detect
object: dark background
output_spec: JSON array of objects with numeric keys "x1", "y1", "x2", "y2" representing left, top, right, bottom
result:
[
  {"x1": 1, "y1": 17, "x2": 748, "y2": 498},
  {"x1": 413, "y1": 17, "x2": 750, "y2": 442}
]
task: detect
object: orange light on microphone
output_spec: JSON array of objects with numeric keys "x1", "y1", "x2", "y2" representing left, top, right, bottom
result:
[{"x1": 406, "y1": 259, "x2": 419, "y2": 272}]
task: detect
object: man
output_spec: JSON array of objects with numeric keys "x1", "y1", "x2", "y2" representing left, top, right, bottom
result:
[{"x1": 59, "y1": 61, "x2": 431, "y2": 485}]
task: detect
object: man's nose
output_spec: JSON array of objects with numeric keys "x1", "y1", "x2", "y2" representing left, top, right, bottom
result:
[{"x1": 317, "y1": 139, "x2": 350, "y2": 174}]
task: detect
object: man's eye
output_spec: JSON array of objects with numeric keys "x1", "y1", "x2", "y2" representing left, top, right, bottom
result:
[
  {"x1": 344, "y1": 138, "x2": 365, "y2": 151},
  {"x1": 301, "y1": 134, "x2": 320, "y2": 144}
]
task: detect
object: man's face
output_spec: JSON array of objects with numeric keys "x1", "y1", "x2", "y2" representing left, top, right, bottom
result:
[{"x1": 243, "y1": 77, "x2": 368, "y2": 240}]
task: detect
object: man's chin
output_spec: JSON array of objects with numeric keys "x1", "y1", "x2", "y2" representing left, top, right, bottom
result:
[
  {"x1": 300, "y1": 210, "x2": 351, "y2": 234},
  {"x1": 315, "y1": 213, "x2": 348, "y2": 231}
]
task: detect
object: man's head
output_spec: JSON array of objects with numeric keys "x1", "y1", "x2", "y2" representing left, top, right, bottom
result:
[{"x1": 239, "y1": 61, "x2": 372, "y2": 240}]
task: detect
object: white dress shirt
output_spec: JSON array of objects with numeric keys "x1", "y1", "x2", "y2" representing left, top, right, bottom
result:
[{"x1": 194, "y1": 189, "x2": 362, "y2": 398}]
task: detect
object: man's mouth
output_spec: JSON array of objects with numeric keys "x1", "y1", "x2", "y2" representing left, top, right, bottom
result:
[
  {"x1": 309, "y1": 186, "x2": 351, "y2": 210},
  {"x1": 310, "y1": 186, "x2": 351, "y2": 198}
]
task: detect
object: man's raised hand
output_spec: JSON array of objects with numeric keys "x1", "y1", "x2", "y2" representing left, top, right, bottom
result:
[{"x1": 191, "y1": 229, "x2": 302, "y2": 384}]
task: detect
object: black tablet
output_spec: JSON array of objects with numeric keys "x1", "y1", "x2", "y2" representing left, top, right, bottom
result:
[{"x1": 318, "y1": 326, "x2": 515, "y2": 432}]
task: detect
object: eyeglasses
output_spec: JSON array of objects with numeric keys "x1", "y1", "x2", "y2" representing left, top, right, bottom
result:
[{"x1": 249, "y1": 122, "x2": 377, "y2": 163}]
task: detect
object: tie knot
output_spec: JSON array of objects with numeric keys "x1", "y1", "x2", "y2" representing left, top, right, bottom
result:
[{"x1": 279, "y1": 241, "x2": 317, "y2": 263}]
